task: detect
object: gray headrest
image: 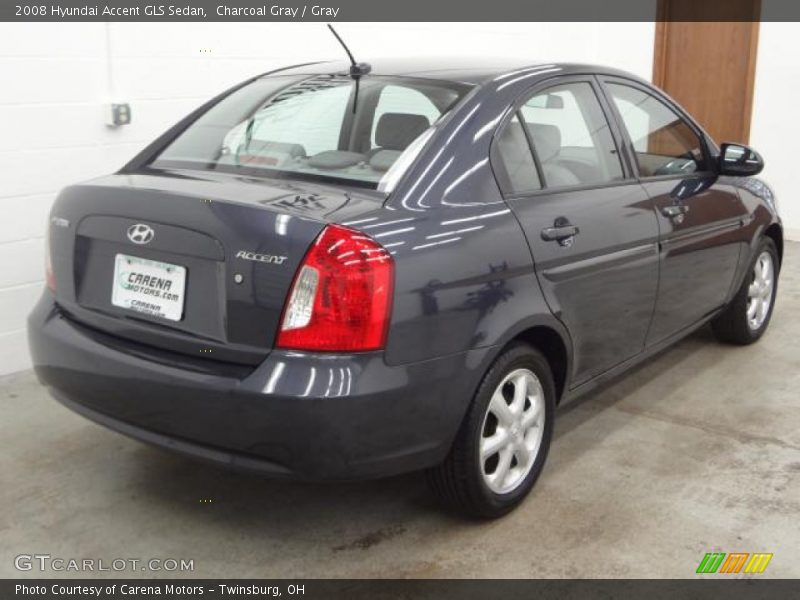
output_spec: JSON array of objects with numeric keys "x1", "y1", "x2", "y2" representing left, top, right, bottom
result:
[
  {"x1": 308, "y1": 150, "x2": 364, "y2": 170},
  {"x1": 529, "y1": 123, "x2": 562, "y2": 163},
  {"x1": 369, "y1": 149, "x2": 402, "y2": 172},
  {"x1": 375, "y1": 113, "x2": 430, "y2": 151}
]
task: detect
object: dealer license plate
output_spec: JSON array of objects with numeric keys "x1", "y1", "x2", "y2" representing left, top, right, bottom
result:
[{"x1": 111, "y1": 254, "x2": 186, "y2": 322}]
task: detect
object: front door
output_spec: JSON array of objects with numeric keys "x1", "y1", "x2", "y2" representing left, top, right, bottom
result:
[
  {"x1": 492, "y1": 77, "x2": 660, "y2": 386},
  {"x1": 601, "y1": 78, "x2": 748, "y2": 344}
]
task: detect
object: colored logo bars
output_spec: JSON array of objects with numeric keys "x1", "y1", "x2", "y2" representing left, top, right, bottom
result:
[{"x1": 696, "y1": 552, "x2": 773, "y2": 574}]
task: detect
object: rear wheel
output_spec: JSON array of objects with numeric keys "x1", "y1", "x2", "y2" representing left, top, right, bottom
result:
[
  {"x1": 712, "y1": 237, "x2": 779, "y2": 345},
  {"x1": 426, "y1": 343, "x2": 555, "y2": 518}
]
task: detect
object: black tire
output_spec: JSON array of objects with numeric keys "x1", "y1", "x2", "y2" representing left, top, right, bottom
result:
[
  {"x1": 426, "y1": 343, "x2": 555, "y2": 518},
  {"x1": 711, "y1": 237, "x2": 779, "y2": 345}
]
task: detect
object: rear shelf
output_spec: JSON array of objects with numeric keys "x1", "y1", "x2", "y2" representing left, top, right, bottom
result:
[{"x1": 48, "y1": 170, "x2": 384, "y2": 365}]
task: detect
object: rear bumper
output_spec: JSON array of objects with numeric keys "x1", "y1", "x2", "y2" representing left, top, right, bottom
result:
[{"x1": 28, "y1": 294, "x2": 490, "y2": 480}]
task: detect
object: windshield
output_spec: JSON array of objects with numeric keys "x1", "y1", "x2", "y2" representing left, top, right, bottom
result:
[{"x1": 152, "y1": 74, "x2": 471, "y2": 190}]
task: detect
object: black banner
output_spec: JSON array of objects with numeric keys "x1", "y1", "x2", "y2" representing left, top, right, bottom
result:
[
  {"x1": 3, "y1": 0, "x2": 800, "y2": 22},
  {"x1": 3, "y1": 579, "x2": 800, "y2": 599}
]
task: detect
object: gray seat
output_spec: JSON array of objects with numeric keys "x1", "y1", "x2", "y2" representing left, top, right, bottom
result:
[
  {"x1": 373, "y1": 113, "x2": 430, "y2": 152},
  {"x1": 308, "y1": 150, "x2": 365, "y2": 170},
  {"x1": 367, "y1": 113, "x2": 431, "y2": 172},
  {"x1": 495, "y1": 120, "x2": 541, "y2": 191},
  {"x1": 528, "y1": 123, "x2": 580, "y2": 187},
  {"x1": 368, "y1": 149, "x2": 402, "y2": 172}
]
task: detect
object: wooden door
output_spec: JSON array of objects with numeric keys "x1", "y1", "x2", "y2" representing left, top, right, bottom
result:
[{"x1": 653, "y1": 0, "x2": 761, "y2": 145}]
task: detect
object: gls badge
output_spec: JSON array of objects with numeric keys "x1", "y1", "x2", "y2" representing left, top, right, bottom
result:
[{"x1": 235, "y1": 251, "x2": 288, "y2": 265}]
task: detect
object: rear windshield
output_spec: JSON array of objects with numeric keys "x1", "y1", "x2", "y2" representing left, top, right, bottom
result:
[{"x1": 152, "y1": 74, "x2": 471, "y2": 189}]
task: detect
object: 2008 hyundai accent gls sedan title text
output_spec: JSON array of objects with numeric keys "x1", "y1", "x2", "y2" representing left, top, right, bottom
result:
[{"x1": 29, "y1": 59, "x2": 782, "y2": 517}]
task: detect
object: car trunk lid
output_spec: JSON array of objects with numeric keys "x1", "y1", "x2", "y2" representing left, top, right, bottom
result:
[{"x1": 48, "y1": 169, "x2": 385, "y2": 365}]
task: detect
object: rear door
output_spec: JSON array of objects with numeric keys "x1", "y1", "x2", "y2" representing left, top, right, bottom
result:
[
  {"x1": 492, "y1": 76, "x2": 660, "y2": 386},
  {"x1": 600, "y1": 77, "x2": 748, "y2": 344}
]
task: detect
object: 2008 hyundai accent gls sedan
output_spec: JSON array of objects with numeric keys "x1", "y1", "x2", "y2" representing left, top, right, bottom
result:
[{"x1": 29, "y1": 58, "x2": 782, "y2": 517}]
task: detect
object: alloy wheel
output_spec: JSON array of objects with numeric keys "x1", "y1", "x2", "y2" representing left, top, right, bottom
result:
[
  {"x1": 479, "y1": 368, "x2": 546, "y2": 494},
  {"x1": 746, "y1": 251, "x2": 775, "y2": 331}
]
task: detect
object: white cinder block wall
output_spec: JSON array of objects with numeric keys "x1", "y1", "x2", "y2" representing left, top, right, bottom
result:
[
  {"x1": 0, "y1": 22, "x2": 656, "y2": 375},
  {"x1": 749, "y1": 22, "x2": 800, "y2": 241}
]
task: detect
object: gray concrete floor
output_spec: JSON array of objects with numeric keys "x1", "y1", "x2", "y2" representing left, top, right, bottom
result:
[{"x1": 2, "y1": 243, "x2": 799, "y2": 579}]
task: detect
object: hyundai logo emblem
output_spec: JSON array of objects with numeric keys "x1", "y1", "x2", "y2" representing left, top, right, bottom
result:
[{"x1": 127, "y1": 223, "x2": 155, "y2": 245}]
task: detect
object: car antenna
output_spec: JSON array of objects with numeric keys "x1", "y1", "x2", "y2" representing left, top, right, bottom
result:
[{"x1": 327, "y1": 24, "x2": 371, "y2": 113}]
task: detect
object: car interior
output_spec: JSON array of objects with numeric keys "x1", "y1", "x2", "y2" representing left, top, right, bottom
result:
[
  {"x1": 207, "y1": 77, "x2": 462, "y2": 186},
  {"x1": 225, "y1": 111, "x2": 432, "y2": 184},
  {"x1": 495, "y1": 83, "x2": 629, "y2": 192}
]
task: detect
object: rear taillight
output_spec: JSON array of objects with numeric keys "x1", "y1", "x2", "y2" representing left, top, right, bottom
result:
[
  {"x1": 45, "y1": 225, "x2": 55, "y2": 291},
  {"x1": 276, "y1": 224, "x2": 394, "y2": 352}
]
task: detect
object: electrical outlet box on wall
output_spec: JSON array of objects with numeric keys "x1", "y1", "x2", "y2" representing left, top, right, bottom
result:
[{"x1": 106, "y1": 103, "x2": 131, "y2": 127}]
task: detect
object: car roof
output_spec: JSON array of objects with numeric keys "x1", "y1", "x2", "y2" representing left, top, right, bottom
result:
[{"x1": 264, "y1": 58, "x2": 644, "y2": 86}]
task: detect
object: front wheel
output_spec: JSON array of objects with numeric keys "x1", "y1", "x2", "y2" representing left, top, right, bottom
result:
[
  {"x1": 426, "y1": 343, "x2": 555, "y2": 518},
  {"x1": 712, "y1": 237, "x2": 779, "y2": 345}
]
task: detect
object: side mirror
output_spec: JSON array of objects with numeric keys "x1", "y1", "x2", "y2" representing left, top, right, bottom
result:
[{"x1": 719, "y1": 142, "x2": 764, "y2": 176}]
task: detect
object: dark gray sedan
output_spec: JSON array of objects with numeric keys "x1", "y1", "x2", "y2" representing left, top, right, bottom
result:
[{"x1": 29, "y1": 58, "x2": 782, "y2": 517}]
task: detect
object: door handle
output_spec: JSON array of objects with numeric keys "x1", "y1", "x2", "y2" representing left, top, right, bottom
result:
[
  {"x1": 661, "y1": 204, "x2": 689, "y2": 218},
  {"x1": 541, "y1": 219, "x2": 580, "y2": 247}
]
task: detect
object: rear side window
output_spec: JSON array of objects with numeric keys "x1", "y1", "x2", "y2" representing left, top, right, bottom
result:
[
  {"x1": 606, "y1": 83, "x2": 708, "y2": 177},
  {"x1": 520, "y1": 82, "x2": 624, "y2": 188},
  {"x1": 494, "y1": 115, "x2": 542, "y2": 194}
]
